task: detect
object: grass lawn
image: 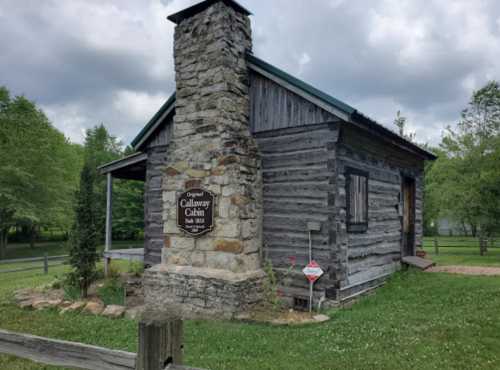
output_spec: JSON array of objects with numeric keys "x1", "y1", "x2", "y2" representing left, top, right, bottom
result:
[
  {"x1": 423, "y1": 237, "x2": 500, "y2": 267},
  {"x1": 1, "y1": 266, "x2": 500, "y2": 369}
]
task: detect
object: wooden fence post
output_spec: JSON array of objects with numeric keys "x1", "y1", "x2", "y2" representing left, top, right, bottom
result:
[
  {"x1": 43, "y1": 253, "x2": 48, "y2": 275},
  {"x1": 434, "y1": 238, "x2": 439, "y2": 255},
  {"x1": 136, "y1": 312, "x2": 183, "y2": 370},
  {"x1": 479, "y1": 238, "x2": 486, "y2": 256}
]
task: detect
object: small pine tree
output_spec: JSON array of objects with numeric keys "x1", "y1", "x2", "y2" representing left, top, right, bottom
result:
[{"x1": 69, "y1": 163, "x2": 98, "y2": 298}]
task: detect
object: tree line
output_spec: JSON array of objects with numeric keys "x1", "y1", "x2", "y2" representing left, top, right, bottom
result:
[{"x1": 0, "y1": 86, "x2": 144, "y2": 259}]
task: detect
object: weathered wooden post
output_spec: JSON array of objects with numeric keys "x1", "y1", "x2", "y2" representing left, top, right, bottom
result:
[
  {"x1": 136, "y1": 312, "x2": 183, "y2": 370},
  {"x1": 434, "y1": 238, "x2": 439, "y2": 255},
  {"x1": 43, "y1": 253, "x2": 48, "y2": 275},
  {"x1": 479, "y1": 238, "x2": 486, "y2": 256}
]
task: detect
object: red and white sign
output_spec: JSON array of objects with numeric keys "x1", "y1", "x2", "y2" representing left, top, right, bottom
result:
[{"x1": 302, "y1": 261, "x2": 324, "y2": 283}]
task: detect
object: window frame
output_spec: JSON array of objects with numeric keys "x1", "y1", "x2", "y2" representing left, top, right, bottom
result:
[{"x1": 345, "y1": 167, "x2": 369, "y2": 233}]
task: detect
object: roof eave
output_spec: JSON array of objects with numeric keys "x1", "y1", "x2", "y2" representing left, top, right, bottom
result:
[
  {"x1": 349, "y1": 111, "x2": 437, "y2": 161},
  {"x1": 130, "y1": 92, "x2": 176, "y2": 151}
]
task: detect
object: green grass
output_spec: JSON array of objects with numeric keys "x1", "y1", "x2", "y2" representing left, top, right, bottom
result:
[
  {"x1": 423, "y1": 237, "x2": 500, "y2": 267},
  {"x1": 1, "y1": 267, "x2": 500, "y2": 369}
]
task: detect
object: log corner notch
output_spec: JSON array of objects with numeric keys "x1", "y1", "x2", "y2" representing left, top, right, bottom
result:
[{"x1": 136, "y1": 311, "x2": 184, "y2": 370}]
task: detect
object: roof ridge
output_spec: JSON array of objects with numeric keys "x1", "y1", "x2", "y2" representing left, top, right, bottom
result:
[{"x1": 130, "y1": 56, "x2": 436, "y2": 160}]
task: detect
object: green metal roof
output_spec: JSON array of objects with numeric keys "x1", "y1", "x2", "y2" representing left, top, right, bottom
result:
[{"x1": 131, "y1": 92, "x2": 175, "y2": 149}]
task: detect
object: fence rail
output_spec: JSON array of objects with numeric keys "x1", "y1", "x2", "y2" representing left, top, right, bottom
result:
[
  {"x1": 423, "y1": 238, "x2": 498, "y2": 256},
  {"x1": 0, "y1": 326, "x2": 204, "y2": 370},
  {"x1": 0, "y1": 329, "x2": 136, "y2": 370},
  {"x1": 0, "y1": 254, "x2": 68, "y2": 274},
  {"x1": 423, "y1": 238, "x2": 499, "y2": 248}
]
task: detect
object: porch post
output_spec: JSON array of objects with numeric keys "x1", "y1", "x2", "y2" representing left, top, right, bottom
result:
[{"x1": 104, "y1": 173, "x2": 113, "y2": 277}]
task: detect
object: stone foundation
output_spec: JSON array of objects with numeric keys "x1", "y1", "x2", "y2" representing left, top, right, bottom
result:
[{"x1": 144, "y1": 265, "x2": 266, "y2": 320}]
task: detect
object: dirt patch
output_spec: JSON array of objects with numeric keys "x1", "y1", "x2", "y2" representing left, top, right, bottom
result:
[
  {"x1": 235, "y1": 308, "x2": 330, "y2": 325},
  {"x1": 426, "y1": 265, "x2": 500, "y2": 276}
]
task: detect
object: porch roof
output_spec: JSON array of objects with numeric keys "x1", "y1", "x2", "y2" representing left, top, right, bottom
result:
[{"x1": 98, "y1": 152, "x2": 147, "y2": 181}]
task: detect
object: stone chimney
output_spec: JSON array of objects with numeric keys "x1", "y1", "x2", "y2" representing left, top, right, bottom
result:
[{"x1": 143, "y1": 0, "x2": 265, "y2": 319}]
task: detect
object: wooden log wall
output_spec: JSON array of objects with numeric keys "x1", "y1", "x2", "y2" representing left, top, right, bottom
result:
[
  {"x1": 335, "y1": 125, "x2": 424, "y2": 294},
  {"x1": 254, "y1": 123, "x2": 340, "y2": 302},
  {"x1": 249, "y1": 71, "x2": 340, "y2": 133},
  {"x1": 144, "y1": 119, "x2": 172, "y2": 266}
]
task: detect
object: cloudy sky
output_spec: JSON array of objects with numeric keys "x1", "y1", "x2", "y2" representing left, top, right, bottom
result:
[{"x1": 1, "y1": 0, "x2": 500, "y2": 146}]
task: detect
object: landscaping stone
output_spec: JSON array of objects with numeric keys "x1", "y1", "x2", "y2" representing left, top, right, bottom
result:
[
  {"x1": 125, "y1": 305, "x2": 145, "y2": 320},
  {"x1": 18, "y1": 300, "x2": 34, "y2": 309},
  {"x1": 14, "y1": 289, "x2": 34, "y2": 302},
  {"x1": 313, "y1": 314, "x2": 330, "y2": 323},
  {"x1": 32, "y1": 298, "x2": 62, "y2": 310},
  {"x1": 59, "y1": 301, "x2": 73, "y2": 308},
  {"x1": 102, "y1": 305, "x2": 126, "y2": 319},
  {"x1": 83, "y1": 301, "x2": 104, "y2": 315},
  {"x1": 66, "y1": 301, "x2": 87, "y2": 312}
]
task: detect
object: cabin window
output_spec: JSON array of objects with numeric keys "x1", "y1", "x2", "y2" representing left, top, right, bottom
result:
[{"x1": 346, "y1": 168, "x2": 368, "y2": 233}]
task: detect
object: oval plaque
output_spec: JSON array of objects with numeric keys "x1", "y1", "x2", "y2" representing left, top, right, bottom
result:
[{"x1": 177, "y1": 188, "x2": 215, "y2": 237}]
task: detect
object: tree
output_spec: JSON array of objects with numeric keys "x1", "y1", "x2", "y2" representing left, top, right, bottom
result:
[
  {"x1": 83, "y1": 125, "x2": 122, "y2": 241},
  {"x1": 426, "y1": 81, "x2": 500, "y2": 237},
  {"x1": 394, "y1": 110, "x2": 416, "y2": 142},
  {"x1": 68, "y1": 164, "x2": 99, "y2": 298},
  {"x1": 0, "y1": 86, "x2": 83, "y2": 258}
]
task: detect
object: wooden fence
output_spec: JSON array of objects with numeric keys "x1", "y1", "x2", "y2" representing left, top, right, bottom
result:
[
  {"x1": 0, "y1": 317, "x2": 205, "y2": 370},
  {"x1": 424, "y1": 238, "x2": 498, "y2": 256},
  {"x1": 0, "y1": 254, "x2": 68, "y2": 274}
]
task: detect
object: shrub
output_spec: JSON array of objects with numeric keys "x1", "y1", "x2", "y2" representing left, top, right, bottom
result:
[
  {"x1": 62, "y1": 272, "x2": 83, "y2": 301},
  {"x1": 96, "y1": 262, "x2": 121, "y2": 280},
  {"x1": 128, "y1": 261, "x2": 144, "y2": 277},
  {"x1": 97, "y1": 278, "x2": 125, "y2": 306}
]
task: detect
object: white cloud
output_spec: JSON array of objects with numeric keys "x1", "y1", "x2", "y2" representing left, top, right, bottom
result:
[
  {"x1": 42, "y1": 103, "x2": 89, "y2": 144},
  {"x1": 113, "y1": 90, "x2": 168, "y2": 123}
]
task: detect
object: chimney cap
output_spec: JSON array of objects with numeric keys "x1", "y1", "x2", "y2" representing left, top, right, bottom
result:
[{"x1": 167, "y1": 0, "x2": 252, "y2": 24}]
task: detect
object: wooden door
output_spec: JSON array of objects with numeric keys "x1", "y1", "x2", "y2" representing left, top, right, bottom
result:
[{"x1": 402, "y1": 177, "x2": 416, "y2": 257}]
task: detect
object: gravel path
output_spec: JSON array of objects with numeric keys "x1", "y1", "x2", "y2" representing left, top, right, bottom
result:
[{"x1": 426, "y1": 265, "x2": 500, "y2": 276}]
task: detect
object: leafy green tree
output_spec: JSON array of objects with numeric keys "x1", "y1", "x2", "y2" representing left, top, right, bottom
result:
[
  {"x1": 112, "y1": 146, "x2": 144, "y2": 240},
  {"x1": 0, "y1": 86, "x2": 82, "y2": 258},
  {"x1": 82, "y1": 127, "x2": 144, "y2": 242},
  {"x1": 426, "y1": 81, "x2": 500, "y2": 237},
  {"x1": 68, "y1": 163, "x2": 99, "y2": 298},
  {"x1": 83, "y1": 125, "x2": 122, "y2": 241}
]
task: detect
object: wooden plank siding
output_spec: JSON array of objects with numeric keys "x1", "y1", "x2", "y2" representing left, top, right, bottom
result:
[
  {"x1": 335, "y1": 125, "x2": 424, "y2": 298},
  {"x1": 249, "y1": 71, "x2": 340, "y2": 133},
  {"x1": 254, "y1": 124, "x2": 340, "y2": 302},
  {"x1": 143, "y1": 118, "x2": 172, "y2": 266}
]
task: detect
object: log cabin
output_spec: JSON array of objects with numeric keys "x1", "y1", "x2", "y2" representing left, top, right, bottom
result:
[{"x1": 99, "y1": 0, "x2": 436, "y2": 314}]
